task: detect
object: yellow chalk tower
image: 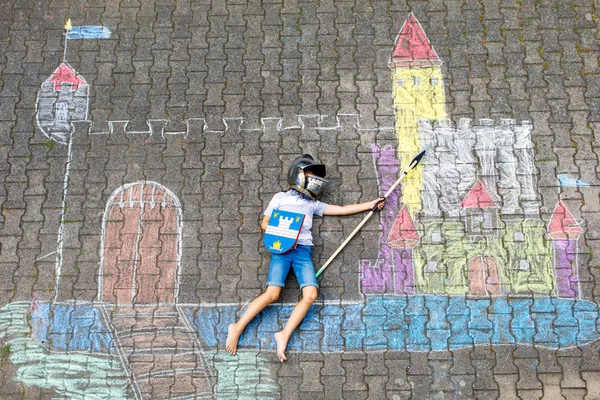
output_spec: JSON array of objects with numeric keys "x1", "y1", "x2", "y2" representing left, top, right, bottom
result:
[{"x1": 390, "y1": 14, "x2": 446, "y2": 213}]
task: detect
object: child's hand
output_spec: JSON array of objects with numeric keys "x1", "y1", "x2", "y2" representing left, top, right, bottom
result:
[{"x1": 371, "y1": 197, "x2": 385, "y2": 211}]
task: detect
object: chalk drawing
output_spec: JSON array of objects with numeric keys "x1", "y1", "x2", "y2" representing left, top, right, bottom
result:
[
  {"x1": 35, "y1": 28, "x2": 92, "y2": 304},
  {"x1": 36, "y1": 63, "x2": 89, "y2": 145},
  {"x1": 187, "y1": 296, "x2": 600, "y2": 352},
  {"x1": 0, "y1": 302, "x2": 130, "y2": 398},
  {"x1": 362, "y1": 14, "x2": 574, "y2": 301},
  {"x1": 96, "y1": 182, "x2": 218, "y2": 398},
  {"x1": 549, "y1": 201, "x2": 584, "y2": 298},
  {"x1": 467, "y1": 256, "x2": 501, "y2": 296},
  {"x1": 2, "y1": 301, "x2": 281, "y2": 399},
  {"x1": 99, "y1": 182, "x2": 182, "y2": 305},
  {"x1": 9, "y1": 11, "x2": 595, "y2": 399},
  {"x1": 207, "y1": 352, "x2": 280, "y2": 399},
  {"x1": 35, "y1": 61, "x2": 89, "y2": 302},
  {"x1": 62, "y1": 19, "x2": 111, "y2": 61},
  {"x1": 66, "y1": 25, "x2": 112, "y2": 40},
  {"x1": 390, "y1": 13, "x2": 446, "y2": 213},
  {"x1": 361, "y1": 144, "x2": 418, "y2": 295},
  {"x1": 35, "y1": 19, "x2": 110, "y2": 145},
  {"x1": 360, "y1": 144, "x2": 406, "y2": 294},
  {"x1": 50, "y1": 116, "x2": 78, "y2": 303},
  {"x1": 365, "y1": 121, "x2": 557, "y2": 296},
  {"x1": 558, "y1": 173, "x2": 590, "y2": 187},
  {"x1": 37, "y1": 20, "x2": 110, "y2": 303}
]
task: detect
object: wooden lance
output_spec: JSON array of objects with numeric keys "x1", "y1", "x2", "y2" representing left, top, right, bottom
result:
[{"x1": 315, "y1": 150, "x2": 426, "y2": 278}]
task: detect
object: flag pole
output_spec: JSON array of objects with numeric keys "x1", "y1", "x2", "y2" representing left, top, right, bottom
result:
[
  {"x1": 63, "y1": 19, "x2": 72, "y2": 62},
  {"x1": 315, "y1": 150, "x2": 426, "y2": 278}
]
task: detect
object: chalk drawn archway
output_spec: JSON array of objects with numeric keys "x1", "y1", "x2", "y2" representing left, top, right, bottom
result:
[{"x1": 99, "y1": 182, "x2": 182, "y2": 305}]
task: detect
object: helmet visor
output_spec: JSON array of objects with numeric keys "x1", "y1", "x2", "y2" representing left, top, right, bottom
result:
[{"x1": 305, "y1": 175, "x2": 329, "y2": 199}]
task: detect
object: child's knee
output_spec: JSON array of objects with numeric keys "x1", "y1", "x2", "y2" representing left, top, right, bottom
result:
[
  {"x1": 302, "y1": 286, "x2": 319, "y2": 303},
  {"x1": 265, "y1": 287, "x2": 281, "y2": 302}
]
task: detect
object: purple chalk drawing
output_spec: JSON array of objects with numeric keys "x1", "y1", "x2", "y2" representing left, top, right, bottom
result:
[
  {"x1": 548, "y1": 201, "x2": 584, "y2": 299},
  {"x1": 553, "y1": 240, "x2": 579, "y2": 298},
  {"x1": 361, "y1": 144, "x2": 416, "y2": 295}
]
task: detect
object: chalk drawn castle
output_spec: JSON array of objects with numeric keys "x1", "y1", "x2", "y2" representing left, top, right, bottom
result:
[
  {"x1": 360, "y1": 14, "x2": 583, "y2": 299},
  {"x1": 0, "y1": 12, "x2": 592, "y2": 399},
  {"x1": 34, "y1": 14, "x2": 585, "y2": 306}
]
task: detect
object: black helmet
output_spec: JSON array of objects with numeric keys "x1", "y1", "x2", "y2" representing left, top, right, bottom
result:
[{"x1": 287, "y1": 154, "x2": 329, "y2": 200}]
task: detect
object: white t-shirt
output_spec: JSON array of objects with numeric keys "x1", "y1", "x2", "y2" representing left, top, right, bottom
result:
[{"x1": 264, "y1": 190, "x2": 329, "y2": 246}]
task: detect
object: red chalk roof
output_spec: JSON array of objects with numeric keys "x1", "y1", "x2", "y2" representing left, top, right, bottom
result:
[
  {"x1": 387, "y1": 205, "x2": 419, "y2": 249},
  {"x1": 548, "y1": 201, "x2": 583, "y2": 240},
  {"x1": 389, "y1": 13, "x2": 441, "y2": 68},
  {"x1": 49, "y1": 63, "x2": 87, "y2": 91},
  {"x1": 460, "y1": 180, "x2": 497, "y2": 209}
]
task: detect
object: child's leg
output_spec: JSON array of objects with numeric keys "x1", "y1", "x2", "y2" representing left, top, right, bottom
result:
[
  {"x1": 226, "y1": 285, "x2": 282, "y2": 355},
  {"x1": 274, "y1": 285, "x2": 318, "y2": 362}
]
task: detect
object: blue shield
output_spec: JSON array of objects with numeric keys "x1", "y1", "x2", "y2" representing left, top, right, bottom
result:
[{"x1": 264, "y1": 210, "x2": 305, "y2": 254}]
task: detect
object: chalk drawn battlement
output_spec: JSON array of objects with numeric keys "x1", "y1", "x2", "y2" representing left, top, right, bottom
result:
[
  {"x1": 417, "y1": 118, "x2": 539, "y2": 217},
  {"x1": 47, "y1": 112, "x2": 537, "y2": 155},
  {"x1": 418, "y1": 118, "x2": 533, "y2": 152},
  {"x1": 64, "y1": 114, "x2": 397, "y2": 140}
]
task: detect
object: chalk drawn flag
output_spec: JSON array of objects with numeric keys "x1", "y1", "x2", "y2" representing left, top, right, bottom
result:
[
  {"x1": 61, "y1": 19, "x2": 111, "y2": 62},
  {"x1": 66, "y1": 26, "x2": 112, "y2": 39},
  {"x1": 64, "y1": 19, "x2": 112, "y2": 39},
  {"x1": 264, "y1": 210, "x2": 305, "y2": 254}
]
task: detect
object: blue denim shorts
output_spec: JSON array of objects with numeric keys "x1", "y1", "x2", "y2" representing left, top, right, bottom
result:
[{"x1": 267, "y1": 245, "x2": 318, "y2": 289}]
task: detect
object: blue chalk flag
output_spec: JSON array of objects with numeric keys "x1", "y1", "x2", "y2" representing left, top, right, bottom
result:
[{"x1": 65, "y1": 25, "x2": 111, "y2": 39}]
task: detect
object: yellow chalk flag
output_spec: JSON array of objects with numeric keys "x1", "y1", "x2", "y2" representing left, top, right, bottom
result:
[{"x1": 64, "y1": 19, "x2": 72, "y2": 30}]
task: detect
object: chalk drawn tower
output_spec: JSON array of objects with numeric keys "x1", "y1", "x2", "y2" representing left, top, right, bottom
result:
[
  {"x1": 36, "y1": 63, "x2": 89, "y2": 144},
  {"x1": 548, "y1": 201, "x2": 584, "y2": 298},
  {"x1": 390, "y1": 13, "x2": 446, "y2": 213}
]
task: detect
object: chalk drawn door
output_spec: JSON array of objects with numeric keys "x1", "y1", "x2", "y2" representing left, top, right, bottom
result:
[
  {"x1": 468, "y1": 256, "x2": 501, "y2": 296},
  {"x1": 100, "y1": 182, "x2": 181, "y2": 305}
]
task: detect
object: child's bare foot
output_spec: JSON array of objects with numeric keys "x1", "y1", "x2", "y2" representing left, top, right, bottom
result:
[
  {"x1": 226, "y1": 324, "x2": 242, "y2": 355},
  {"x1": 274, "y1": 331, "x2": 288, "y2": 362}
]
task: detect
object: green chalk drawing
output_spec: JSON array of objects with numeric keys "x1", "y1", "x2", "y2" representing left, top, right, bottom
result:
[
  {"x1": 208, "y1": 351, "x2": 280, "y2": 400},
  {"x1": 414, "y1": 220, "x2": 555, "y2": 295},
  {"x1": 0, "y1": 302, "x2": 131, "y2": 399}
]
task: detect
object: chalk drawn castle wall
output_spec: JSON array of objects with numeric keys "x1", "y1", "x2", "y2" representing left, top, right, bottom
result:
[
  {"x1": 418, "y1": 118, "x2": 540, "y2": 218},
  {"x1": 53, "y1": 114, "x2": 394, "y2": 304}
]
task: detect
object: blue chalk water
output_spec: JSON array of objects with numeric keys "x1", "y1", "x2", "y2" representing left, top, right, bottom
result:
[{"x1": 186, "y1": 295, "x2": 600, "y2": 352}]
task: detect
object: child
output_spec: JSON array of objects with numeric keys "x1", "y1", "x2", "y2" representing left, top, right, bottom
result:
[{"x1": 226, "y1": 154, "x2": 384, "y2": 362}]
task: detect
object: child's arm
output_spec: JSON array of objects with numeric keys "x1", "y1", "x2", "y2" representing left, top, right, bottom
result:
[
  {"x1": 260, "y1": 215, "x2": 270, "y2": 231},
  {"x1": 323, "y1": 198, "x2": 384, "y2": 216}
]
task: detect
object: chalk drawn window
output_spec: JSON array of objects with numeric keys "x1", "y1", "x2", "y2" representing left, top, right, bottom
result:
[
  {"x1": 397, "y1": 78, "x2": 404, "y2": 87},
  {"x1": 470, "y1": 213, "x2": 484, "y2": 234},
  {"x1": 55, "y1": 102, "x2": 68, "y2": 122},
  {"x1": 467, "y1": 209, "x2": 498, "y2": 237},
  {"x1": 518, "y1": 259, "x2": 530, "y2": 271},
  {"x1": 431, "y1": 230, "x2": 442, "y2": 243},
  {"x1": 431, "y1": 77, "x2": 439, "y2": 85},
  {"x1": 413, "y1": 76, "x2": 420, "y2": 86},
  {"x1": 426, "y1": 261, "x2": 438, "y2": 273},
  {"x1": 482, "y1": 213, "x2": 493, "y2": 230},
  {"x1": 514, "y1": 231, "x2": 525, "y2": 242}
]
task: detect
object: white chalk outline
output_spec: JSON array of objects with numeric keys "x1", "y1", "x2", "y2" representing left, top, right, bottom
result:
[{"x1": 98, "y1": 181, "x2": 183, "y2": 305}]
